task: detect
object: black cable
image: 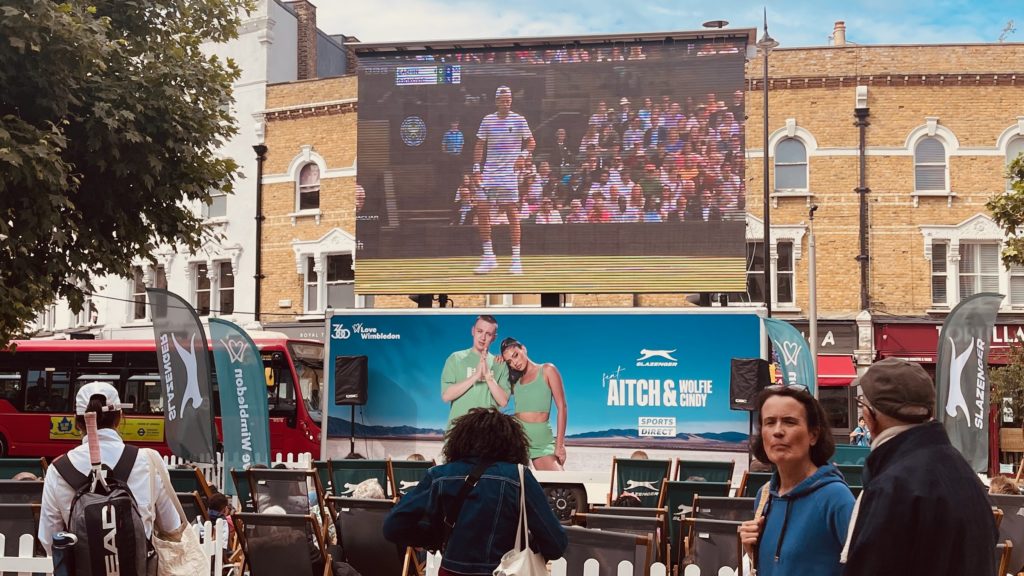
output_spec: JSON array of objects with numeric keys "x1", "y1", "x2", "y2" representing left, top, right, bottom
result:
[{"x1": 84, "y1": 291, "x2": 325, "y2": 318}]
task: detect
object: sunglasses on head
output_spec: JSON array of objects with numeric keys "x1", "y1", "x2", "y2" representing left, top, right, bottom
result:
[
  {"x1": 856, "y1": 395, "x2": 877, "y2": 418},
  {"x1": 764, "y1": 384, "x2": 809, "y2": 393}
]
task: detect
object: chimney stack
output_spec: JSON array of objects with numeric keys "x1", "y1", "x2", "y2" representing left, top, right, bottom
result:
[
  {"x1": 833, "y1": 21, "x2": 847, "y2": 46},
  {"x1": 287, "y1": 0, "x2": 318, "y2": 80}
]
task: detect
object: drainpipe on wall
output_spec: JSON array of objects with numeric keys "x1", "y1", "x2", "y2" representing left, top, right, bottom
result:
[
  {"x1": 854, "y1": 87, "x2": 870, "y2": 312},
  {"x1": 253, "y1": 144, "x2": 268, "y2": 322}
]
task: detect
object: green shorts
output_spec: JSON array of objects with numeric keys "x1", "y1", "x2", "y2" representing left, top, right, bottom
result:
[{"x1": 519, "y1": 420, "x2": 555, "y2": 460}]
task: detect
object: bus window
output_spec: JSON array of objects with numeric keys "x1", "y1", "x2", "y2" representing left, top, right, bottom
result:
[
  {"x1": 126, "y1": 375, "x2": 162, "y2": 415},
  {"x1": 26, "y1": 369, "x2": 72, "y2": 413},
  {"x1": 294, "y1": 361, "x2": 323, "y2": 423},
  {"x1": 0, "y1": 372, "x2": 22, "y2": 406},
  {"x1": 266, "y1": 359, "x2": 297, "y2": 420}
]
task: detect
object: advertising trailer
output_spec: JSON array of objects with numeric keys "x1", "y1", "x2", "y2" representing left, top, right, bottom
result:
[{"x1": 324, "y1": 308, "x2": 765, "y2": 509}]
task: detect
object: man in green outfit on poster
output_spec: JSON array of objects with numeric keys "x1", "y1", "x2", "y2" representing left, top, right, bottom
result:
[{"x1": 441, "y1": 315, "x2": 510, "y2": 427}]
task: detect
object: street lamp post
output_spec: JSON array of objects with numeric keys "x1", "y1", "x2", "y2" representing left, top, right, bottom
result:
[{"x1": 757, "y1": 10, "x2": 778, "y2": 318}]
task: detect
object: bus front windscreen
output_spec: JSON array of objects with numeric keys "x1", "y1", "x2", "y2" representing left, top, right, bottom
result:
[{"x1": 289, "y1": 343, "x2": 324, "y2": 423}]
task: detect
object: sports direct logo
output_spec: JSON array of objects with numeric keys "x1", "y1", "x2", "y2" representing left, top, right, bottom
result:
[{"x1": 636, "y1": 348, "x2": 678, "y2": 367}]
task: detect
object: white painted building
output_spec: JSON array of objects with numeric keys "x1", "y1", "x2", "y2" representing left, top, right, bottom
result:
[{"x1": 32, "y1": 0, "x2": 348, "y2": 339}]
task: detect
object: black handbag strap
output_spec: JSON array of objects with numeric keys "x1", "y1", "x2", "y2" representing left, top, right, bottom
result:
[{"x1": 441, "y1": 460, "x2": 492, "y2": 551}]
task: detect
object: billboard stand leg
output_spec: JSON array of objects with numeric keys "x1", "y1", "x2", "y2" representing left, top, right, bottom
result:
[{"x1": 349, "y1": 405, "x2": 356, "y2": 456}]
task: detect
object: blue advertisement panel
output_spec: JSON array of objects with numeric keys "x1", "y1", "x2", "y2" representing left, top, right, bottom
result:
[{"x1": 327, "y1": 310, "x2": 761, "y2": 453}]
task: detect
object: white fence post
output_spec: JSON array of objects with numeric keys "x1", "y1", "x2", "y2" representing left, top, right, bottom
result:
[
  {"x1": 650, "y1": 562, "x2": 668, "y2": 576},
  {"x1": 0, "y1": 534, "x2": 55, "y2": 575},
  {"x1": 616, "y1": 560, "x2": 634, "y2": 576},
  {"x1": 582, "y1": 558, "x2": 601, "y2": 576},
  {"x1": 549, "y1": 558, "x2": 568, "y2": 576}
]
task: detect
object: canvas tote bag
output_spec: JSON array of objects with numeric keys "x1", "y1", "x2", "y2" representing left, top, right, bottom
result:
[
  {"x1": 492, "y1": 464, "x2": 547, "y2": 576},
  {"x1": 145, "y1": 449, "x2": 209, "y2": 575}
]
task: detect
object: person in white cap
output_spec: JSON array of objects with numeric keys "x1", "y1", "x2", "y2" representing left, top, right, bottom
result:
[
  {"x1": 472, "y1": 85, "x2": 535, "y2": 275},
  {"x1": 38, "y1": 381, "x2": 181, "y2": 554}
]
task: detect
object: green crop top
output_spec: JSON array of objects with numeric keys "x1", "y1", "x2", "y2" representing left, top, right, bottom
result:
[{"x1": 514, "y1": 364, "x2": 552, "y2": 413}]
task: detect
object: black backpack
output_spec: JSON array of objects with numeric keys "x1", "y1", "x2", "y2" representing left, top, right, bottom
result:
[{"x1": 53, "y1": 444, "x2": 149, "y2": 576}]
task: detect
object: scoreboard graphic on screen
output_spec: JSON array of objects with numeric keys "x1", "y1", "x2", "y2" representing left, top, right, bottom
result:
[{"x1": 355, "y1": 29, "x2": 754, "y2": 294}]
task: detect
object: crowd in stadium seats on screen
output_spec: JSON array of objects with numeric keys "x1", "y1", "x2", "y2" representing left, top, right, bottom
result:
[{"x1": 419, "y1": 42, "x2": 748, "y2": 226}]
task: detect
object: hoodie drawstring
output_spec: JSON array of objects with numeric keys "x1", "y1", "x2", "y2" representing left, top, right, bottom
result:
[{"x1": 774, "y1": 498, "x2": 793, "y2": 562}]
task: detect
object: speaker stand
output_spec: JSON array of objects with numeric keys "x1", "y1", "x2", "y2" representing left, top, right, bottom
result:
[{"x1": 349, "y1": 405, "x2": 356, "y2": 456}]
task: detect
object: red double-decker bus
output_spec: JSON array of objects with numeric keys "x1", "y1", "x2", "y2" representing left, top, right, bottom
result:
[{"x1": 0, "y1": 335, "x2": 325, "y2": 459}]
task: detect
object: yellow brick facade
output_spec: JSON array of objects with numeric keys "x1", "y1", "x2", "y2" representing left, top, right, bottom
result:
[{"x1": 258, "y1": 44, "x2": 1024, "y2": 322}]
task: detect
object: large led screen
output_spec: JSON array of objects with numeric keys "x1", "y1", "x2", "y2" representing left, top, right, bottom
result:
[{"x1": 356, "y1": 36, "x2": 749, "y2": 294}]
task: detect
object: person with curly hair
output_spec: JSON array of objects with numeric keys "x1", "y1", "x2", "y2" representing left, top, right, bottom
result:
[
  {"x1": 383, "y1": 408, "x2": 567, "y2": 575},
  {"x1": 499, "y1": 337, "x2": 568, "y2": 471}
]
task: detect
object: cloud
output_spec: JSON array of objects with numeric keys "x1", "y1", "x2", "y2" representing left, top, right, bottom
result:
[{"x1": 312, "y1": 0, "x2": 1021, "y2": 47}]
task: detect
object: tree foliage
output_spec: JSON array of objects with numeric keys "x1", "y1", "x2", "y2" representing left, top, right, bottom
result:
[
  {"x1": 0, "y1": 0, "x2": 247, "y2": 346},
  {"x1": 988, "y1": 153, "x2": 1024, "y2": 267},
  {"x1": 991, "y1": 343, "x2": 1024, "y2": 428}
]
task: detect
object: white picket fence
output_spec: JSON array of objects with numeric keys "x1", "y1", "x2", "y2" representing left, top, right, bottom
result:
[
  {"x1": 424, "y1": 554, "x2": 739, "y2": 576},
  {"x1": 0, "y1": 519, "x2": 228, "y2": 576},
  {"x1": 162, "y1": 451, "x2": 314, "y2": 490}
]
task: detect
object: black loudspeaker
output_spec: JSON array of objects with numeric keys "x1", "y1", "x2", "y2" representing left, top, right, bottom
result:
[
  {"x1": 730, "y1": 358, "x2": 770, "y2": 411},
  {"x1": 335, "y1": 355, "x2": 368, "y2": 405}
]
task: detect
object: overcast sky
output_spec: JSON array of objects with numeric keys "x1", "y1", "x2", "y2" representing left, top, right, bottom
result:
[{"x1": 313, "y1": 0, "x2": 1022, "y2": 48}]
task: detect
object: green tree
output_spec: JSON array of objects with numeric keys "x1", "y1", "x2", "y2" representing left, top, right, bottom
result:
[
  {"x1": 0, "y1": 0, "x2": 247, "y2": 346},
  {"x1": 987, "y1": 153, "x2": 1024, "y2": 267}
]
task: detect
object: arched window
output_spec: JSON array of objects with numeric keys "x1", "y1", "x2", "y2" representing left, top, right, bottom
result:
[
  {"x1": 1007, "y1": 137, "x2": 1024, "y2": 190},
  {"x1": 774, "y1": 138, "x2": 807, "y2": 191},
  {"x1": 297, "y1": 163, "x2": 321, "y2": 210},
  {"x1": 914, "y1": 136, "x2": 947, "y2": 191}
]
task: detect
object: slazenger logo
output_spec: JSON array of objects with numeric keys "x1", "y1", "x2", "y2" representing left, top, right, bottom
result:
[
  {"x1": 172, "y1": 333, "x2": 204, "y2": 414},
  {"x1": 636, "y1": 349, "x2": 678, "y2": 367},
  {"x1": 945, "y1": 336, "x2": 987, "y2": 429},
  {"x1": 623, "y1": 479, "x2": 660, "y2": 497},
  {"x1": 221, "y1": 338, "x2": 247, "y2": 363},
  {"x1": 781, "y1": 341, "x2": 801, "y2": 365},
  {"x1": 399, "y1": 480, "x2": 419, "y2": 494}
]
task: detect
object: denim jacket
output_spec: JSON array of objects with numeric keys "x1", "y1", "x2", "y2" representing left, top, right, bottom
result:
[{"x1": 382, "y1": 459, "x2": 567, "y2": 575}]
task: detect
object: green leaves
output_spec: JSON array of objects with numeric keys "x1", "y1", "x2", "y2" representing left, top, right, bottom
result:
[
  {"x1": 988, "y1": 154, "x2": 1024, "y2": 269},
  {"x1": 0, "y1": 0, "x2": 245, "y2": 345}
]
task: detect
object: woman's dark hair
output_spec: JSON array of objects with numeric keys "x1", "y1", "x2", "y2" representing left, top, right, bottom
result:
[
  {"x1": 74, "y1": 394, "x2": 121, "y2": 432},
  {"x1": 443, "y1": 408, "x2": 529, "y2": 465},
  {"x1": 750, "y1": 386, "x2": 836, "y2": 467},
  {"x1": 499, "y1": 337, "x2": 526, "y2": 387}
]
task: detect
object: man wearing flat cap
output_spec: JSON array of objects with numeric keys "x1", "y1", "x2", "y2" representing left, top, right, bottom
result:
[{"x1": 840, "y1": 358, "x2": 997, "y2": 576}]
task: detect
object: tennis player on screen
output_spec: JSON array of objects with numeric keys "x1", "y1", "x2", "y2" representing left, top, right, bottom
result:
[{"x1": 472, "y1": 85, "x2": 535, "y2": 275}]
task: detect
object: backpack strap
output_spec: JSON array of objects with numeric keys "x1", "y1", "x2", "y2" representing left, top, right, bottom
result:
[
  {"x1": 53, "y1": 454, "x2": 89, "y2": 491},
  {"x1": 441, "y1": 460, "x2": 492, "y2": 551},
  {"x1": 111, "y1": 444, "x2": 139, "y2": 484}
]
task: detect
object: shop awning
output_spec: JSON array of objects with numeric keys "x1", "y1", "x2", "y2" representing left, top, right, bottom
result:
[{"x1": 818, "y1": 354, "x2": 857, "y2": 387}]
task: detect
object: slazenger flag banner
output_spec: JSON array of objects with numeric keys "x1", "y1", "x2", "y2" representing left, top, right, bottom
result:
[
  {"x1": 147, "y1": 288, "x2": 217, "y2": 463},
  {"x1": 210, "y1": 318, "x2": 271, "y2": 495},
  {"x1": 764, "y1": 318, "x2": 817, "y2": 395},
  {"x1": 935, "y1": 292, "x2": 1004, "y2": 472}
]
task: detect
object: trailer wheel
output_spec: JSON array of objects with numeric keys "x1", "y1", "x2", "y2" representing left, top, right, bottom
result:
[{"x1": 543, "y1": 483, "x2": 587, "y2": 523}]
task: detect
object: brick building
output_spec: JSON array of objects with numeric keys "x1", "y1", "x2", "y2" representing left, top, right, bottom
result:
[{"x1": 256, "y1": 24, "x2": 1024, "y2": 434}]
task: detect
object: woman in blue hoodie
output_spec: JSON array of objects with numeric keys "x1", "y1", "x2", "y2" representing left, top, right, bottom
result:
[{"x1": 739, "y1": 385, "x2": 855, "y2": 576}]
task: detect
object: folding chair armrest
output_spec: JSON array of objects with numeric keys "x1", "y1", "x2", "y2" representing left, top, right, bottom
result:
[{"x1": 322, "y1": 552, "x2": 333, "y2": 576}]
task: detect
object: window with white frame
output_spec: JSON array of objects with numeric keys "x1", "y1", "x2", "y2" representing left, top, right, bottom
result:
[
  {"x1": 194, "y1": 263, "x2": 211, "y2": 316},
  {"x1": 132, "y1": 266, "x2": 147, "y2": 320},
  {"x1": 130, "y1": 264, "x2": 167, "y2": 321},
  {"x1": 304, "y1": 254, "x2": 355, "y2": 312},
  {"x1": 776, "y1": 241, "x2": 794, "y2": 304},
  {"x1": 297, "y1": 163, "x2": 321, "y2": 211},
  {"x1": 304, "y1": 258, "x2": 319, "y2": 312},
  {"x1": 325, "y1": 254, "x2": 354, "y2": 309},
  {"x1": 218, "y1": 261, "x2": 234, "y2": 315},
  {"x1": 958, "y1": 242, "x2": 999, "y2": 300},
  {"x1": 1010, "y1": 264, "x2": 1024, "y2": 307},
  {"x1": 1008, "y1": 138, "x2": 1024, "y2": 191},
  {"x1": 931, "y1": 242, "x2": 948, "y2": 307},
  {"x1": 204, "y1": 192, "x2": 227, "y2": 219},
  {"x1": 914, "y1": 136, "x2": 947, "y2": 191},
  {"x1": 774, "y1": 138, "x2": 807, "y2": 191}
]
